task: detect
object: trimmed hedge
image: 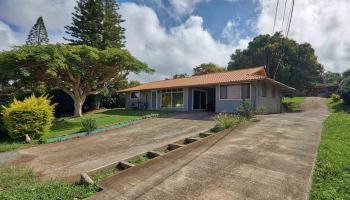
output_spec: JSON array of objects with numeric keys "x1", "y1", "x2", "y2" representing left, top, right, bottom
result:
[{"x1": 2, "y1": 95, "x2": 56, "y2": 140}]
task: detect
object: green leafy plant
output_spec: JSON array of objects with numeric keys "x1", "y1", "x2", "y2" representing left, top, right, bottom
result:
[
  {"x1": 211, "y1": 113, "x2": 245, "y2": 133},
  {"x1": 2, "y1": 95, "x2": 56, "y2": 140},
  {"x1": 237, "y1": 100, "x2": 254, "y2": 118},
  {"x1": 81, "y1": 117, "x2": 97, "y2": 134},
  {"x1": 254, "y1": 106, "x2": 267, "y2": 115},
  {"x1": 330, "y1": 93, "x2": 341, "y2": 103}
]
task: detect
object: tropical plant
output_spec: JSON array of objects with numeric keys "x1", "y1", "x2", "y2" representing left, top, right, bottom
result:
[
  {"x1": 0, "y1": 44, "x2": 152, "y2": 117},
  {"x1": 81, "y1": 117, "x2": 97, "y2": 134},
  {"x1": 26, "y1": 16, "x2": 49, "y2": 45},
  {"x1": 2, "y1": 95, "x2": 56, "y2": 140}
]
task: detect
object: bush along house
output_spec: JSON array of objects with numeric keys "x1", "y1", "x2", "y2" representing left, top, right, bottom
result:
[{"x1": 119, "y1": 66, "x2": 295, "y2": 113}]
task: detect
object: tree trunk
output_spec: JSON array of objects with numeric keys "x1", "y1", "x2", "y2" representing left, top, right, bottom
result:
[{"x1": 72, "y1": 95, "x2": 86, "y2": 117}]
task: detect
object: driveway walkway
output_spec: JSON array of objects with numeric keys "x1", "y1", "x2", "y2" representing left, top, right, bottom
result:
[
  {"x1": 90, "y1": 97, "x2": 329, "y2": 200},
  {"x1": 6, "y1": 112, "x2": 214, "y2": 181}
]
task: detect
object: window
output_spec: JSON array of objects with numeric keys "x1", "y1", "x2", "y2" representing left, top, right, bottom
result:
[
  {"x1": 241, "y1": 84, "x2": 250, "y2": 99},
  {"x1": 220, "y1": 84, "x2": 241, "y2": 99},
  {"x1": 130, "y1": 91, "x2": 140, "y2": 100},
  {"x1": 161, "y1": 88, "x2": 184, "y2": 108},
  {"x1": 261, "y1": 83, "x2": 267, "y2": 97}
]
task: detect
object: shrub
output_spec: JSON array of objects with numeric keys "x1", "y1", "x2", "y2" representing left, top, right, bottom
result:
[
  {"x1": 2, "y1": 95, "x2": 56, "y2": 140},
  {"x1": 211, "y1": 113, "x2": 244, "y2": 133},
  {"x1": 339, "y1": 76, "x2": 350, "y2": 105},
  {"x1": 254, "y1": 106, "x2": 267, "y2": 115},
  {"x1": 330, "y1": 93, "x2": 341, "y2": 103},
  {"x1": 237, "y1": 100, "x2": 254, "y2": 118},
  {"x1": 81, "y1": 117, "x2": 97, "y2": 134}
]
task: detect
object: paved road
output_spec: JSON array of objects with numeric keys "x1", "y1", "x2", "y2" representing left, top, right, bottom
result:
[
  {"x1": 8, "y1": 112, "x2": 215, "y2": 181},
  {"x1": 90, "y1": 97, "x2": 329, "y2": 200}
]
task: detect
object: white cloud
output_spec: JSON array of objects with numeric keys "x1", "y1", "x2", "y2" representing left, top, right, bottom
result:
[
  {"x1": 169, "y1": 0, "x2": 209, "y2": 17},
  {"x1": 120, "y1": 3, "x2": 244, "y2": 82},
  {"x1": 0, "y1": 21, "x2": 18, "y2": 50},
  {"x1": 256, "y1": 0, "x2": 350, "y2": 73},
  {"x1": 0, "y1": 0, "x2": 75, "y2": 46}
]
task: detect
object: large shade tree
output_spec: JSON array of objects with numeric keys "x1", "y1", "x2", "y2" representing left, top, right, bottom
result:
[
  {"x1": 227, "y1": 32, "x2": 324, "y2": 90},
  {"x1": 0, "y1": 44, "x2": 152, "y2": 117}
]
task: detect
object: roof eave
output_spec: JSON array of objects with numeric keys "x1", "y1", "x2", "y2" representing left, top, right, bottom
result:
[{"x1": 264, "y1": 78, "x2": 296, "y2": 91}]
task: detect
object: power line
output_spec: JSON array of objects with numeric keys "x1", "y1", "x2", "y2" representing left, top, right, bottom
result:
[
  {"x1": 286, "y1": 0, "x2": 295, "y2": 37},
  {"x1": 272, "y1": 0, "x2": 280, "y2": 34},
  {"x1": 280, "y1": 0, "x2": 288, "y2": 34}
]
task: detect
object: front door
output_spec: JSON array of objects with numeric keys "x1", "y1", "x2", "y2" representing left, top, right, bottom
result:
[
  {"x1": 193, "y1": 90, "x2": 207, "y2": 110},
  {"x1": 151, "y1": 91, "x2": 157, "y2": 109}
]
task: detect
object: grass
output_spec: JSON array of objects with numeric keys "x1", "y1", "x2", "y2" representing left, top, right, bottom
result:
[
  {"x1": 0, "y1": 142, "x2": 26, "y2": 153},
  {"x1": 0, "y1": 165, "x2": 99, "y2": 200},
  {"x1": 90, "y1": 167, "x2": 121, "y2": 183},
  {"x1": 310, "y1": 100, "x2": 350, "y2": 200},
  {"x1": 127, "y1": 154, "x2": 152, "y2": 165},
  {"x1": 0, "y1": 109, "x2": 168, "y2": 153},
  {"x1": 48, "y1": 108, "x2": 168, "y2": 138},
  {"x1": 282, "y1": 96, "x2": 305, "y2": 112}
]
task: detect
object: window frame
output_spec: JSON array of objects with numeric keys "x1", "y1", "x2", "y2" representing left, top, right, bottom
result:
[
  {"x1": 160, "y1": 88, "x2": 185, "y2": 108},
  {"x1": 130, "y1": 91, "x2": 141, "y2": 100},
  {"x1": 219, "y1": 83, "x2": 251, "y2": 100}
]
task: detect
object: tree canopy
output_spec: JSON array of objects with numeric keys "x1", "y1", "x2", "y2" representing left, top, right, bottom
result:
[
  {"x1": 64, "y1": 0, "x2": 125, "y2": 49},
  {"x1": 322, "y1": 71, "x2": 342, "y2": 84},
  {"x1": 227, "y1": 32, "x2": 324, "y2": 90},
  {"x1": 0, "y1": 44, "x2": 152, "y2": 116},
  {"x1": 26, "y1": 16, "x2": 49, "y2": 45},
  {"x1": 193, "y1": 63, "x2": 226, "y2": 76}
]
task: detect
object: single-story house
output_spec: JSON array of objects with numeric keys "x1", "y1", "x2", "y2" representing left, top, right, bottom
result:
[
  {"x1": 307, "y1": 83, "x2": 338, "y2": 97},
  {"x1": 119, "y1": 66, "x2": 295, "y2": 113}
]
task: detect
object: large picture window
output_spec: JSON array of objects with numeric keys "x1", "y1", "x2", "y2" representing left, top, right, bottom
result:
[{"x1": 161, "y1": 88, "x2": 184, "y2": 108}]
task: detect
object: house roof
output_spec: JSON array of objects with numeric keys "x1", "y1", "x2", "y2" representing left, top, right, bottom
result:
[{"x1": 119, "y1": 66, "x2": 295, "y2": 92}]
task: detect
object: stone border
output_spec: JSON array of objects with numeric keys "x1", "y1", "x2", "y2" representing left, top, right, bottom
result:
[{"x1": 46, "y1": 114, "x2": 160, "y2": 144}]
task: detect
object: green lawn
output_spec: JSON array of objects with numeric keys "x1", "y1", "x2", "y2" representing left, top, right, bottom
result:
[
  {"x1": 0, "y1": 142, "x2": 34, "y2": 153},
  {"x1": 48, "y1": 109, "x2": 168, "y2": 138},
  {"x1": 0, "y1": 165, "x2": 99, "y2": 200},
  {"x1": 310, "y1": 100, "x2": 350, "y2": 199},
  {"x1": 0, "y1": 109, "x2": 168, "y2": 152},
  {"x1": 282, "y1": 96, "x2": 305, "y2": 112}
]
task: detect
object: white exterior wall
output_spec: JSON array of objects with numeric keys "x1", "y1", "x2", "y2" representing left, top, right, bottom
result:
[{"x1": 256, "y1": 81, "x2": 282, "y2": 113}]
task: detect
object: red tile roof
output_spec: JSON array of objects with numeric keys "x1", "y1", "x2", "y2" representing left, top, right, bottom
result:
[{"x1": 120, "y1": 66, "x2": 294, "y2": 92}]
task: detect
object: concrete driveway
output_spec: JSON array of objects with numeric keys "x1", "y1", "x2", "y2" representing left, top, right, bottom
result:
[
  {"x1": 5, "y1": 112, "x2": 215, "y2": 181},
  {"x1": 89, "y1": 97, "x2": 329, "y2": 200}
]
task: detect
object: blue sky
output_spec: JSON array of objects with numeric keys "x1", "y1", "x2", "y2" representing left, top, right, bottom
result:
[{"x1": 0, "y1": 0, "x2": 350, "y2": 82}]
